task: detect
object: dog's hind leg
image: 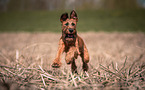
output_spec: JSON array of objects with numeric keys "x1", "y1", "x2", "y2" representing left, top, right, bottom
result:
[
  {"x1": 71, "y1": 58, "x2": 77, "y2": 73},
  {"x1": 83, "y1": 44, "x2": 89, "y2": 63},
  {"x1": 80, "y1": 44, "x2": 89, "y2": 71},
  {"x1": 80, "y1": 53, "x2": 89, "y2": 71}
]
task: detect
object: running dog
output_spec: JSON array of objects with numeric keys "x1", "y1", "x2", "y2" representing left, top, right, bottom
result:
[{"x1": 52, "y1": 10, "x2": 89, "y2": 73}]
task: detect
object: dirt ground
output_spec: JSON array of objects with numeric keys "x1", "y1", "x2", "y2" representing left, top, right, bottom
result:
[{"x1": 0, "y1": 32, "x2": 145, "y2": 71}]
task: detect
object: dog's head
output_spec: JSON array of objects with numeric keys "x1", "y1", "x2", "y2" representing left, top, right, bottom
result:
[{"x1": 60, "y1": 10, "x2": 78, "y2": 44}]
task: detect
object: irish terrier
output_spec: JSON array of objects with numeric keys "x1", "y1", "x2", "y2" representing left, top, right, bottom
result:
[{"x1": 52, "y1": 10, "x2": 89, "y2": 73}]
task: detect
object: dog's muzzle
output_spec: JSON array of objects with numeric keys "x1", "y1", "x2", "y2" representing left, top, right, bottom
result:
[
  {"x1": 64, "y1": 32, "x2": 76, "y2": 42},
  {"x1": 62, "y1": 28, "x2": 76, "y2": 42}
]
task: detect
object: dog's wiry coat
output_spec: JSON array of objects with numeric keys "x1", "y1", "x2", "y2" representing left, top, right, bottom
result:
[{"x1": 52, "y1": 10, "x2": 89, "y2": 73}]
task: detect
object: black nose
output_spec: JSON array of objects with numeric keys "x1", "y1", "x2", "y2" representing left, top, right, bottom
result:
[{"x1": 69, "y1": 29, "x2": 74, "y2": 33}]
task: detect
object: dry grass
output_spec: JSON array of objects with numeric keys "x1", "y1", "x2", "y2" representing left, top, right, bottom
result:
[{"x1": 0, "y1": 32, "x2": 145, "y2": 89}]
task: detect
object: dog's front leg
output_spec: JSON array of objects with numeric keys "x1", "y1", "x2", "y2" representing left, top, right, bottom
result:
[
  {"x1": 52, "y1": 38, "x2": 65, "y2": 68},
  {"x1": 75, "y1": 37, "x2": 80, "y2": 55}
]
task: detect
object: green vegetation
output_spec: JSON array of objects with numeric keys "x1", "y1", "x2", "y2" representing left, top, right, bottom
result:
[
  {"x1": 0, "y1": 9, "x2": 145, "y2": 32},
  {"x1": 0, "y1": 11, "x2": 61, "y2": 32}
]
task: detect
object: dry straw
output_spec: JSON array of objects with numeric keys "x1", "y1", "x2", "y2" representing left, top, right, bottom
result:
[{"x1": 0, "y1": 33, "x2": 145, "y2": 89}]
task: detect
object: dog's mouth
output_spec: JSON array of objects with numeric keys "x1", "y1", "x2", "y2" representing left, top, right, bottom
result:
[
  {"x1": 64, "y1": 34, "x2": 76, "y2": 41},
  {"x1": 65, "y1": 34, "x2": 74, "y2": 38}
]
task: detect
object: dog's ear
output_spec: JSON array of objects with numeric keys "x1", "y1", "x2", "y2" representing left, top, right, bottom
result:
[
  {"x1": 70, "y1": 10, "x2": 78, "y2": 22},
  {"x1": 60, "y1": 13, "x2": 68, "y2": 22}
]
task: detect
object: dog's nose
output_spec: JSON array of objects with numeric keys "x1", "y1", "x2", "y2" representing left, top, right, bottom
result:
[{"x1": 69, "y1": 29, "x2": 74, "y2": 33}]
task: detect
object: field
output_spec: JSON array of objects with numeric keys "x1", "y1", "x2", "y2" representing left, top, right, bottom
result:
[
  {"x1": 0, "y1": 9, "x2": 145, "y2": 89},
  {"x1": 0, "y1": 32, "x2": 145, "y2": 89}
]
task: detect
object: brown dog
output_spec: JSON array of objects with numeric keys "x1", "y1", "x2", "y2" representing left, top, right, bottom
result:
[{"x1": 52, "y1": 10, "x2": 89, "y2": 73}]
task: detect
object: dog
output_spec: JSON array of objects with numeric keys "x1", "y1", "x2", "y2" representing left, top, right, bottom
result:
[{"x1": 52, "y1": 10, "x2": 89, "y2": 73}]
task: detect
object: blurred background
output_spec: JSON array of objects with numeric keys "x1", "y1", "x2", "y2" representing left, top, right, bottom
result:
[{"x1": 0, "y1": 0, "x2": 145, "y2": 32}]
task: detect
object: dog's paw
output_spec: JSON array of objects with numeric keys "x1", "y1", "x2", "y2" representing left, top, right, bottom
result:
[{"x1": 51, "y1": 62, "x2": 61, "y2": 68}]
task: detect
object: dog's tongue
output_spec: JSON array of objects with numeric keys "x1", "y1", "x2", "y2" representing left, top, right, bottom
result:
[{"x1": 68, "y1": 34, "x2": 73, "y2": 38}]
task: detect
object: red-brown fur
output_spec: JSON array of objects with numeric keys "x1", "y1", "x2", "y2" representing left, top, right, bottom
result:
[{"x1": 52, "y1": 10, "x2": 89, "y2": 73}]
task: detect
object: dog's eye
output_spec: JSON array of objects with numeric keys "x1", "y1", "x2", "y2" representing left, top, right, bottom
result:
[
  {"x1": 72, "y1": 23, "x2": 75, "y2": 26},
  {"x1": 65, "y1": 22, "x2": 69, "y2": 26}
]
